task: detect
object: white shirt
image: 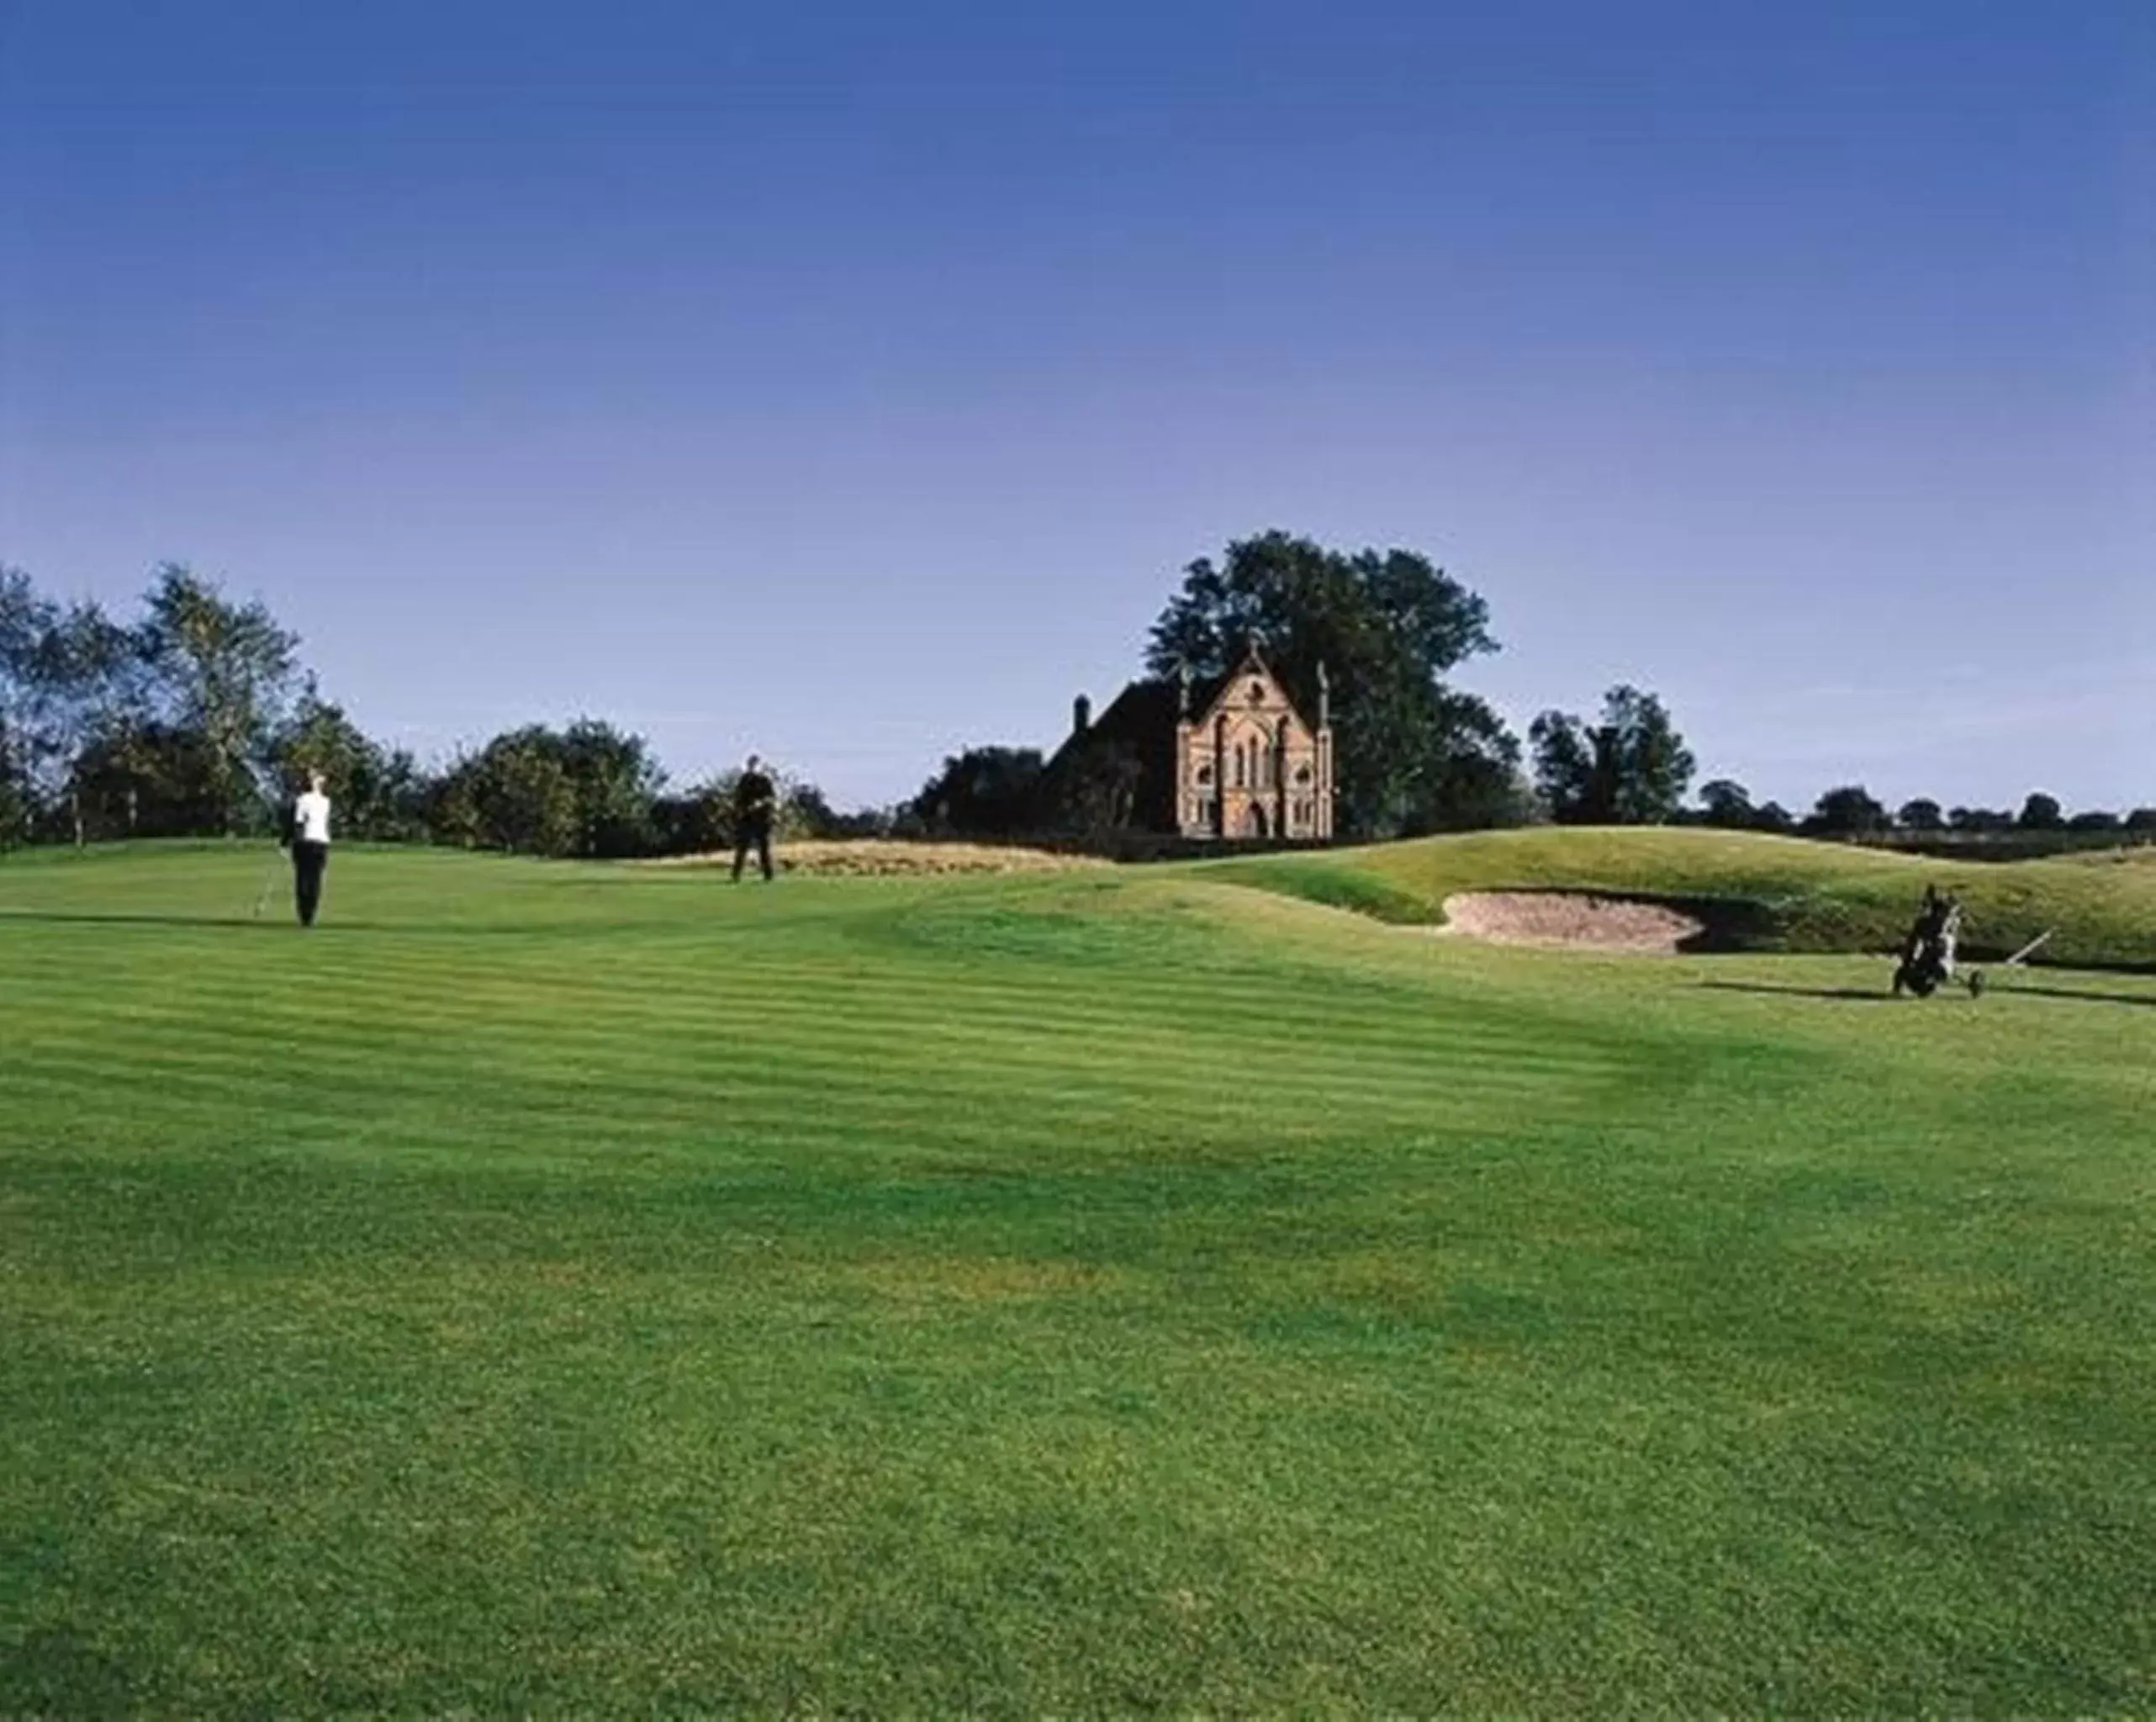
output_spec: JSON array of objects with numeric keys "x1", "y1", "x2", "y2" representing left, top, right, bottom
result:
[{"x1": 294, "y1": 790, "x2": 332, "y2": 845}]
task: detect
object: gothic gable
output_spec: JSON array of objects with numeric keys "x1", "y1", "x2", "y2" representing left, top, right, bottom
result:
[{"x1": 1191, "y1": 650, "x2": 1310, "y2": 736}]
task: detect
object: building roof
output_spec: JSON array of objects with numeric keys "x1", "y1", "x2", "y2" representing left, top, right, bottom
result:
[{"x1": 1042, "y1": 676, "x2": 1184, "y2": 831}]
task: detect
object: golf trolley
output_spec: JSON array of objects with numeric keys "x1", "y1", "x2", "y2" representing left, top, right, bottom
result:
[
  {"x1": 1893, "y1": 890, "x2": 1970, "y2": 997},
  {"x1": 1891, "y1": 886, "x2": 2052, "y2": 999}
]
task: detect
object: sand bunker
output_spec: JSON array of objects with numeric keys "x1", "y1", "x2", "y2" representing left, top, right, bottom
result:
[{"x1": 1437, "y1": 891, "x2": 1706, "y2": 953}]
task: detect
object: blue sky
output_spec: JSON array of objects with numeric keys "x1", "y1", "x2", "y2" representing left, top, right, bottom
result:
[{"x1": 3, "y1": 2, "x2": 2149, "y2": 811}]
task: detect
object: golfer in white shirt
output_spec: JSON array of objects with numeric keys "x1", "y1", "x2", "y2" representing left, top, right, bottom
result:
[{"x1": 288, "y1": 772, "x2": 332, "y2": 927}]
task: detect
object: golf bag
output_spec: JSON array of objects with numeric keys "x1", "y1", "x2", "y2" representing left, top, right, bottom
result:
[{"x1": 1892, "y1": 890, "x2": 1963, "y2": 997}]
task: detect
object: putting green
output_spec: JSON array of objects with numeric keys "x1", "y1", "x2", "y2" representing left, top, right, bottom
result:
[{"x1": 3, "y1": 839, "x2": 2151, "y2": 1710}]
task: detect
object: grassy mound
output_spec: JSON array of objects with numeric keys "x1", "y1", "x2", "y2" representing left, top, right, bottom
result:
[
  {"x1": 3, "y1": 843, "x2": 2153, "y2": 1710},
  {"x1": 1215, "y1": 826, "x2": 2156, "y2": 968}
]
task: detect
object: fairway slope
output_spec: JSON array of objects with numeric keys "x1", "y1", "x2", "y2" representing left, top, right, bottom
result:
[{"x1": 1214, "y1": 826, "x2": 2156, "y2": 969}]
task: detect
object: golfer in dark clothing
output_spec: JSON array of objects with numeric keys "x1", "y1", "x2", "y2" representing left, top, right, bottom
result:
[
  {"x1": 286, "y1": 771, "x2": 332, "y2": 927},
  {"x1": 732, "y1": 754, "x2": 776, "y2": 882}
]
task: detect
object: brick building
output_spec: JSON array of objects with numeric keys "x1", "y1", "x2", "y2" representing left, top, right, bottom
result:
[{"x1": 1047, "y1": 646, "x2": 1334, "y2": 840}]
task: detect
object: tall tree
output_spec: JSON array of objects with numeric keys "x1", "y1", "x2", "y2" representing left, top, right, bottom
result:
[
  {"x1": 0, "y1": 568, "x2": 57, "y2": 842},
  {"x1": 39, "y1": 600, "x2": 144, "y2": 845},
  {"x1": 1531, "y1": 685, "x2": 1694, "y2": 824},
  {"x1": 1809, "y1": 784, "x2": 1889, "y2": 835},
  {"x1": 1602, "y1": 686, "x2": 1695, "y2": 824},
  {"x1": 0, "y1": 585, "x2": 143, "y2": 843},
  {"x1": 1697, "y1": 779, "x2": 1754, "y2": 827},
  {"x1": 137, "y1": 564, "x2": 301, "y2": 833},
  {"x1": 1145, "y1": 530, "x2": 1514, "y2": 837},
  {"x1": 426, "y1": 721, "x2": 663, "y2": 857},
  {"x1": 912, "y1": 746, "x2": 1045, "y2": 837},
  {"x1": 1529, "y1": 710, "x2": 1600, "y2": 822},
  {"x1": 2017, "y1": 791, "x2": 2064, "y2": 831},
  {"x1": 651, "y1": 783, "x2": 734, "y2": 857},
  {"x1": 431, "y1": 731, "x2": 580, "y2": 855},
  {"x1": 70, "y1": 722, "x2": 224, "y2": 838},
  {"x1": 1044, "y1": 738, "x2": 1144, "y2": 836},
  {"x1": 553, "y1": 719, "x2": 666, "y2": 857}
]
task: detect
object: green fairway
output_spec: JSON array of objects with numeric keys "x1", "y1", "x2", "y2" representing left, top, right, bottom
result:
[{"x1": 3, "y1": 840, "x2": 2152, "y2": 1711}]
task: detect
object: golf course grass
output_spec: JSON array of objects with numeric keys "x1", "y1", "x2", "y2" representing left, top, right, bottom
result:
[
  {"x1": 1219, "y1": 825, "x2": 2156, "y2": 968},
  {"x1": 3, "y1": 837, "x2": 2151, "y2": 1710}
]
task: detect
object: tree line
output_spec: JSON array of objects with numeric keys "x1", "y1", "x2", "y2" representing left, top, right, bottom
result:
[
  {"x1": 1686, "y1": 780, "x2": 2155, "y2": 840},
  {"x1": 907, "y1": 532, "x2": 2151, "y2": 845},
  {"x1": 6, "y1": 549, "x2": 2147, "y2": 857},
  {"x1": 0, "y1": 563, "x2": 859, "y2": 857}
]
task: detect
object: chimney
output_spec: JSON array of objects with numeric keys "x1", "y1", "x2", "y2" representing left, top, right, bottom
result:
[
  {"x1": 1317, "y1": 660, "x2": 1331, "y2": 730},
  {"x1": 1072, "y1": 694, "x2": 1091, "y2": 737}
]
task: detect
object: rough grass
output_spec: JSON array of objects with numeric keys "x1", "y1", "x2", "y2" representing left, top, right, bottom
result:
[
  {"x1": 1216, "y1": 826, "x2": 2156, "y2": 968},
  {"x1": 2, "y1": 840, "x2": 2153, "y2": 1712},
  {"x1": 646, "y1": 837, "x2": 1105, "y2": 876}
]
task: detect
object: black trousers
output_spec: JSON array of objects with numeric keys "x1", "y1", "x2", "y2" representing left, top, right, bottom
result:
[
  {"x1": 732, "y1": 817, "x2": 772, "y2": 881},
  {"x1": 293, "y1": 841, "x2": 329, "y2": 926}
]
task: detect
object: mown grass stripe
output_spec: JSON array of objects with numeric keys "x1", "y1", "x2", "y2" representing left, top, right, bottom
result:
[{"x1": 3, "y1": 842, "x2": 2151, "y2": 1712}]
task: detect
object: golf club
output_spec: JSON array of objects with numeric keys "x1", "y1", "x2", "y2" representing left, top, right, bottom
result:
[
  {"x1": 1968, "y1": 928, "x2": 2053, "y2": 998},
  {"x1": 250, "y1": 850, "x2": 283, "y2": 921},
  {"x1": 2001, "y1": 928, "x2": 2055, "y2": 968}
]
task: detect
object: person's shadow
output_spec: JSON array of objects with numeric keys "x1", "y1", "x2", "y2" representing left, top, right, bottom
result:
[
  {"x1": 1697, "y1": 980, "x2": 1900, "y2": 1004},
  {"x1": 1699, "y1": 977, "x2": 2154, "y2": 1009},
  {"x1": 0, "y1": 911, "x2": 377, "y2": 932}
]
